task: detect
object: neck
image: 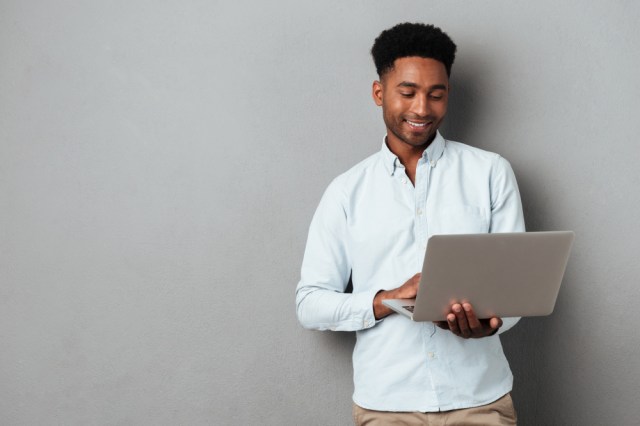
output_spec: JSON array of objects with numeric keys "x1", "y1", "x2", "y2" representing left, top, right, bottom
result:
[{"x1": 385, "y1": 134, "x2": 435, "y2": 185}]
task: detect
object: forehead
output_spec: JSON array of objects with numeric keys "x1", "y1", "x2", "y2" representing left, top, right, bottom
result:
[{"x1": 383, "y1": 57, "x2": 449, "y2": 87}]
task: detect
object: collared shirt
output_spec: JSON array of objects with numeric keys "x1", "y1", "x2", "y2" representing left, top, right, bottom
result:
[{"x1": 295, "y1": 131, "x2": 525, "y2": 412}]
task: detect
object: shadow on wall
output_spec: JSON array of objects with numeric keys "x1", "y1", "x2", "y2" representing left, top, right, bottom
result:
[
  {"x1": 440, "y1": 58, "x2": 487, "y2": 145},
  {"x1": 501, "y1": 317, "x2": 546, "y2": 424},
  {"x1": 501, "y1": 265, "x2": 579, "y2": 425}
]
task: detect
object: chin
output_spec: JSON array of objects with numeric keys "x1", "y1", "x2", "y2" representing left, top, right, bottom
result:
[{"x1": 404, "y1": 135, "x2": 434, "y2": 147}]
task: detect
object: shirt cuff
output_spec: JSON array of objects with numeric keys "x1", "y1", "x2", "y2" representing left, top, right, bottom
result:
[{"x1": 352, "y1": 288, "x2": 383, "y2": 329}]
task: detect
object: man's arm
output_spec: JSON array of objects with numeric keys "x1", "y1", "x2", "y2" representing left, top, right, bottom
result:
[
  {"x1": 488, "y1": 156, "x2": 525, "y2": 235},
  {"x1": 295, "y1": 179, "x2": 379, "y2": 331},
  {"x1": 488, "y1": 155, "x2": 526, "y2": 334},
  {"x1": 438, "y1": 155, "x2": 526, "y2": 337},
  {"x1": 372, "y1": 273, "x2": 421, "y2": 319}
]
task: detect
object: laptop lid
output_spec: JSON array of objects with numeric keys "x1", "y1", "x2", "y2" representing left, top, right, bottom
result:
[{"x1": 384, "y1": 231, "x2": 575, "y2": 322}]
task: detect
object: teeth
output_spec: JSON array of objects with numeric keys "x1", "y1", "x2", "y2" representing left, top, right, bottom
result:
[{"x1": 406, "y1": 120, "x2": 427, "y2": 127}]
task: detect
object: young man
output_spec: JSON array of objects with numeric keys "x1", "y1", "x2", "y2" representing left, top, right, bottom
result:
[{"x1": 296, "y1": 23, "x2": 524, "y2": 425}]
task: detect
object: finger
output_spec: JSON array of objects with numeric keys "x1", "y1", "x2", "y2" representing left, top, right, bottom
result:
[
  {"x1": 462, "y1": 303, "x2": 483, "y2": 337},
  {"x1": 446, "y1": 313, "x2": 460, "y2": 335},
  {"x1": 403, "y1": 273, "x2": 421, "y2": 289},
  {"x1": 434, "y1": 321, "x2": 449, "y2": 330},
  {"x1": 490, "y1": 317, "x2": 503, "y2": 331},
  {"x1": 398, "y1": 274, "x2": 422, "y2": 299},
  {"x1": 452, "y1": 304, "x2": 470, "y2": 337},
  {"x1": 411, "y1": 273, "x2": 421, "y2": 286}
]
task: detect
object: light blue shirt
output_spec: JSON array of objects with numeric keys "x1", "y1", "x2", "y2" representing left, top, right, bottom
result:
[{"x1": 295, "y1": 132, "x2": 526, "y2": 412}]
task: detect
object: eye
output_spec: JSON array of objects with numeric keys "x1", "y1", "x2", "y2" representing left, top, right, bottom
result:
[{"x1": 400, "y1": 92, "x2": 414, "y2": 98}]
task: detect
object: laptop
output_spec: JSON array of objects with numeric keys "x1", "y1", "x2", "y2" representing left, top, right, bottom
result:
[{"x1": 382, "y1": 231, "x2": 575, "y2": 321}]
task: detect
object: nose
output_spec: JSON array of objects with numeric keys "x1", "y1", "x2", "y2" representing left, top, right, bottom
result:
[{"x1": 410, "y1": 94, "x2": 429, "y2": 118}]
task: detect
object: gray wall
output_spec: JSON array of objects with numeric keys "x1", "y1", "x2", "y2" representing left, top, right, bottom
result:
[{"x1": 2, "y1": 1, "x2": 639, "y2": 425}]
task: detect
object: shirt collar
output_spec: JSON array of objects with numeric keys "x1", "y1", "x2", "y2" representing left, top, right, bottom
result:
[{"x1": 380, "y1": 131, "x2": 446, "y2": 176}]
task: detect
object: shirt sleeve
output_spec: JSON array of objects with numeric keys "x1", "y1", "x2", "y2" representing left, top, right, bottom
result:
[
  {"x1": 490, "y1": 156, "x2": 526, "y2": 334},
  {"x1": 295, "y1": 178, "x2": 379, "y2": 331}
]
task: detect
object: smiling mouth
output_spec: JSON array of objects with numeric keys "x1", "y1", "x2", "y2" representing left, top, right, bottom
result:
[{"x1": 405, "y1": 119, "x2": 431, "y2": 129}]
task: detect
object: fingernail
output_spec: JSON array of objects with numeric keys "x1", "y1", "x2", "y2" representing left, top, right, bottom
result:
[
  {"x1": 453, "y1": 305, "x2": 461, "y2": 313},
  {"x1": 463, "y1": 304, "x2": 471, "y2": 312}
]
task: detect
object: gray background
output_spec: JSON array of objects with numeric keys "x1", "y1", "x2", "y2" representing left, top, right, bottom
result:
[{"x1": 2, "y1": 1, "x2": 639, "y2": 425}]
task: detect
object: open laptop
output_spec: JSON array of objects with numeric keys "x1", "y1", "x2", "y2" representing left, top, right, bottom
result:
[{"x1": 382, "y1": 231, "x2": 575, "y2": 321}]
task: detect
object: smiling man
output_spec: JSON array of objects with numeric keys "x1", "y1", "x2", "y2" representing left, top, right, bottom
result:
[{"x1": 296, "y1": 23, "x2": 524, "y2": 425}]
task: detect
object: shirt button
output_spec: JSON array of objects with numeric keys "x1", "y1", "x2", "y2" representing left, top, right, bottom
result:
[
  {"x1": 427, "y1": 352, "x2": 435, "y2": 359},
  {"x1": 364, "y1": 321, "x2": 370, "y2": 327},
  {"x1": 401, "y1": 178, "x2": 407, "y2": 185},
  {"x1": 417, "y1": 209, "x2": 423, "y2": 215}
]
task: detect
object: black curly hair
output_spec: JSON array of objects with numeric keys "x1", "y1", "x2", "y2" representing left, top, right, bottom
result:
[{"x1": 371, "y1": 22, "x2": 457, "y2": 78}]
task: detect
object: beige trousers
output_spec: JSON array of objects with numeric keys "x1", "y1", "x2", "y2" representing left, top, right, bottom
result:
[{"x1": 353, "y1": 393, "x2": 517, "y2": 426}]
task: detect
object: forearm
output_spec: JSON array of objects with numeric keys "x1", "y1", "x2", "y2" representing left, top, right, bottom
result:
[
  {"x1": 295, "y1": 285, "x2": 379, "y2": 331},
  {"x1": 372, "y1": 290, "x2": 393, "y2": 320}
]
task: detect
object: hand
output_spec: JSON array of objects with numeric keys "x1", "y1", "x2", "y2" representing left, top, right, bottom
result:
[
  {"x1": 373, "y1": 273, "x2": 421, "y2": 320},
  {"x1": 434, "y1": 302, "x2": 502, "y2": 338}
]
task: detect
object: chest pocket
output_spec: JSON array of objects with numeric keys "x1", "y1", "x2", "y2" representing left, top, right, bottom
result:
[{"x1": 429, "y1": 204, "x2": 489, "y2": 235}]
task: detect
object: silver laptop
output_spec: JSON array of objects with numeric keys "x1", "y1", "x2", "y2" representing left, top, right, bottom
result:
[{"x1": 382, "y1": 231, "x2": 575, "y2": 321}]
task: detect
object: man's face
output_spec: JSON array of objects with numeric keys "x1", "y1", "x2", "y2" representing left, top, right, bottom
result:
[{"x1": 372, "y1": 57, "x2": 449, "y2": 149}]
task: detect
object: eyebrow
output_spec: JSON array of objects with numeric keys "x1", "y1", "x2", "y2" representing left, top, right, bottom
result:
[{"x1": 396, "y1": 82, "x2": 448, "y2": 91}]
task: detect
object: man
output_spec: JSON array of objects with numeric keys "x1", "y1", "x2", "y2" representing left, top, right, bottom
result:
[{"x1": 296, "y1": 22, "x2": 524, "y2": 425}]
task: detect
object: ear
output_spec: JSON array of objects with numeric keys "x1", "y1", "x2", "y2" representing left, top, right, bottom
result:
[{"x1": 372, "y1": 80, "x2": 383, "y2": 106}]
